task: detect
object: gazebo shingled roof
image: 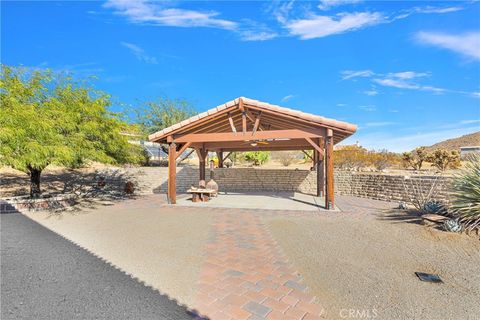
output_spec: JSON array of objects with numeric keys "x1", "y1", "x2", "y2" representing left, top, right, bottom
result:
[{"x1": 149, "y1": 97, "x2": 357, "y2": 208}]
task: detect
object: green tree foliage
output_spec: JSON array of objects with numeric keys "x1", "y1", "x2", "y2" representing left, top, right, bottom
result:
[
  {"x1": 243, "y1": 151, "x2": 270, "y2": 166},
  {"x1": 427, "y1": 149, "x2": 461, "y2": 171},
  {"x1": 0, "y1": 65, "x2": 143, "y2": 197},
  {"x1": 402, "y1": 147, "x2": 428, "y2": 170},
  {"x1": 134, "y1": 98, "x2": 196, "y2": 135}
]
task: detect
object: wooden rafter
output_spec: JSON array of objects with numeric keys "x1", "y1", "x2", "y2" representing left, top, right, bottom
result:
[
  {"x1": 242, "y1": 112, "x2": 247, "y2": 135},
  {"x1": 245, "y1": 110, "x2": 265, "y2": 131},
  {"x1": 228, "y1": 113, "x2": 237, "y2": 133},
  {"x1": 245, "y1": 103, "x2": 352, "y2": 136},
  {"x1": 252, "y1": 112, "x2": 262, "y2": 136}
]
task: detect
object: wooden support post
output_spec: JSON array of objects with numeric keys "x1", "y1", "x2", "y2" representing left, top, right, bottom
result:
[
  {"x1": 325, "y1": 130, "x2": 334, "y2": 209},
  {"x1": 317, "y1": 138, "x2": 325, "y2": 198},
  {"x1": 217, "y1": 151, "x2": 224, "y2": 168},
  {"x1": 168, "y1": 142, "x2": 177, "y2": 204},
  {"x1": 313, "y1": 148, "x2": 318, "y2": 168},
  {"x1": 196, "y1": 147, "x2": 207, "y2": 183}
]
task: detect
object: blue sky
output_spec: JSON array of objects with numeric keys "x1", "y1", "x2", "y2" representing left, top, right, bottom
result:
[{"x1": 2, "y1": 0, "x2": 480, "y2": 151}]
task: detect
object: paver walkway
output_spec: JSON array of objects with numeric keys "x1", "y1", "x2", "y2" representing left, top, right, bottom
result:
[{"x1": 194, "y1": 210, "x2": 323, "y2": 320}]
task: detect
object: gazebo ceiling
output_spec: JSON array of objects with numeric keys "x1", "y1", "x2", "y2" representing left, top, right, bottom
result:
[{"x1": 148, "y1": 97, "x2": 357, "y2": 149}]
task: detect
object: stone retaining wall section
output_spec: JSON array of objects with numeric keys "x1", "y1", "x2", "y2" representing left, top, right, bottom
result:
[
  {"x1": 129, "y1": 166, "x2": 451, "y2": 203},
  {"x1": 334, "y1": 172, "x2": 451, "y2": 203}
]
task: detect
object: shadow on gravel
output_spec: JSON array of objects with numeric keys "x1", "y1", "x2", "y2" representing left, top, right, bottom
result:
[
  {"x1": 378, "y1": 208, "x2": 423, "y2": 225},
  {"x1": 0, "y1": 204, "x2": 207, "y2": 320}
]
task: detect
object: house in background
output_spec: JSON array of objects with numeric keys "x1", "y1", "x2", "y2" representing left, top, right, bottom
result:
[{"x1": 460, "y1": 146, "x2": 480, "y2": 158}]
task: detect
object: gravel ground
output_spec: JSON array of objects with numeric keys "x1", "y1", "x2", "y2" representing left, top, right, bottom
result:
[
  {"x1": 266, "y1": 207, "x2": 480, "y2": 320},
  {"x1": 23, "y1": 197, "x2": 213, "y2": 307},
  {"x1": 1, "y1": 207, "x2": 194, "y2": 320}
]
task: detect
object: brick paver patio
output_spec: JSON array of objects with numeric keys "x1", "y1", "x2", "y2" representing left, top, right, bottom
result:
[{"x1": 193, "y1": 210, "x2": 324, "y2": 320}]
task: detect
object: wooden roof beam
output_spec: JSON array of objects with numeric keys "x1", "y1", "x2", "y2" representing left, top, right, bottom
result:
[{"x1": 175, "y1": 129, "x2": 323, "y2": 143}]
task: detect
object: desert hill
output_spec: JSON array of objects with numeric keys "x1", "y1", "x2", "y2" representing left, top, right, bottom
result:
[{"x1": 425, "y1": 131, "x2": 480, "y2": 152}]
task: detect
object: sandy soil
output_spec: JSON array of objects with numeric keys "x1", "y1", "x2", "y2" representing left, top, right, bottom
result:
[
  {"x1": 266, "y1": 212, "x2": 480, "y2": 320},
  {"x1": 24, "y1": 198, "x2": 213, "y2": 308}
]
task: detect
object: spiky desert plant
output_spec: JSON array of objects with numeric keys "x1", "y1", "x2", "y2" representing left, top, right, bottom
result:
[{"x1": 450, "y1": 154, "x2": 480, "y2": 232}]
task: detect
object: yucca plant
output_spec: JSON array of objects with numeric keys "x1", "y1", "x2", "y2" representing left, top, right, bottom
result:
[{"x1": 450, "y1": 154, "x2": 480, "y2": 232}]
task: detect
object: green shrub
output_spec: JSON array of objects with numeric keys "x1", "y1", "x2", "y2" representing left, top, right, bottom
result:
[
  {"x1": 243, "y1": 151, "x2": 270, "y2": 166},
  {"x1": 450, "y1": 154, "x2": 480, "y2": 232}
]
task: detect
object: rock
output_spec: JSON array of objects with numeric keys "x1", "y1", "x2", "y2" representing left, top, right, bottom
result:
[{"x1": 422, "y1": 214, "x2": 448, "y2": 224}]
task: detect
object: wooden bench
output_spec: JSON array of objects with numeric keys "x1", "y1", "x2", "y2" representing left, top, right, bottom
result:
[{"x1": 187, "y1": 188, "x2": 217, "y2": 202}]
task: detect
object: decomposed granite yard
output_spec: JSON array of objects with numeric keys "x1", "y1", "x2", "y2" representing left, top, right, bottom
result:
[{"x1": 23, "y1": 195, "x2": 480, "y2": 320}]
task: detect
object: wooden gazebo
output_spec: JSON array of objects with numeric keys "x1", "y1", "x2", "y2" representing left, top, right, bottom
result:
[{"x1": 149, "y1": 97, "x2": 357, "y2": 209}]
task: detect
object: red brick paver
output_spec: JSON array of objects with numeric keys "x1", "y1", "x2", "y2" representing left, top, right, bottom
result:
[{"x1": 194, "y1": 211, "x2": 323, "y2": 320}]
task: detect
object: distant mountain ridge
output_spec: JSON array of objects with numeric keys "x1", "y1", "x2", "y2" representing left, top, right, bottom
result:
[{"x1": 424, "y1": 131, "x2": 480, "y2": 152}]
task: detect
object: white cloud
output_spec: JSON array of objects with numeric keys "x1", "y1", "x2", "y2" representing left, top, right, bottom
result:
[
  {"x1": 341, "y1": 69, "x2": 374, "y2": 80},
  {"x1": 105, "y1": 0, "x2": 237, "y2": 30},
  {"x1": 337, "y1": 103, "x2": 347, "y2": 107},
  {"x1": 415, "y1": 31, "x2": 480, "y2": 60},
  {"x1": 413, "y1": 6, "x2": 464, "y2": 14},
  {"x1": 285, "y1": 11, "x2": 384, "y2": 40},
  {"x1": 318, "y1": 0, "x2": 363, "y2": 11},
  {"x1": 363, "y1": 89, "x2": 378, "y2": 96},
  {"x1": 373, "y1": 78, "x2": 446, "y2": 93},
  {"x1": 239, "y1": 30, "x2": 277, "y2": 41},
  {"x1": 237, "y1": 19, "x2": 278, "y2": 41},
  {"x1": 359, "y1": 105, "x2": 376, "y2": 112},
  {"x1": 387, "y1": 71, "x2": 429, "y2": 80},
  {"x1": 341, "y1": 69, "x2": 474, "y2": 95},
  {"x1": 120, "y1": 42, "x2": 158, "y2": 64},
  {"x1": 281, "y1": 94, "x2": 295, "y2": 102},
  {"x1": 460, "y1": 119, "x2": 480, "y2": 125},
  {"x1": 363, "y1": 121, "x2": 395, "y2": 128}
]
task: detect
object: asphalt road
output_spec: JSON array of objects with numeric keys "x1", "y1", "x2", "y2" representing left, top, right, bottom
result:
[{"x1": 1, "y1": 203, "x2": 195, "y2": 320}]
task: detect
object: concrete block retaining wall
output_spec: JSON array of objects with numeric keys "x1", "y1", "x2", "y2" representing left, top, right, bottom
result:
[{"x1": 130, "y1": 166, "x2": 452, "y2": 203}]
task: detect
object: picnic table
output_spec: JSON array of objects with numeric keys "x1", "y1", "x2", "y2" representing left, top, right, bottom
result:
[{"x1": 187, "y1": 188, "x2": 217, "y2": 202}]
